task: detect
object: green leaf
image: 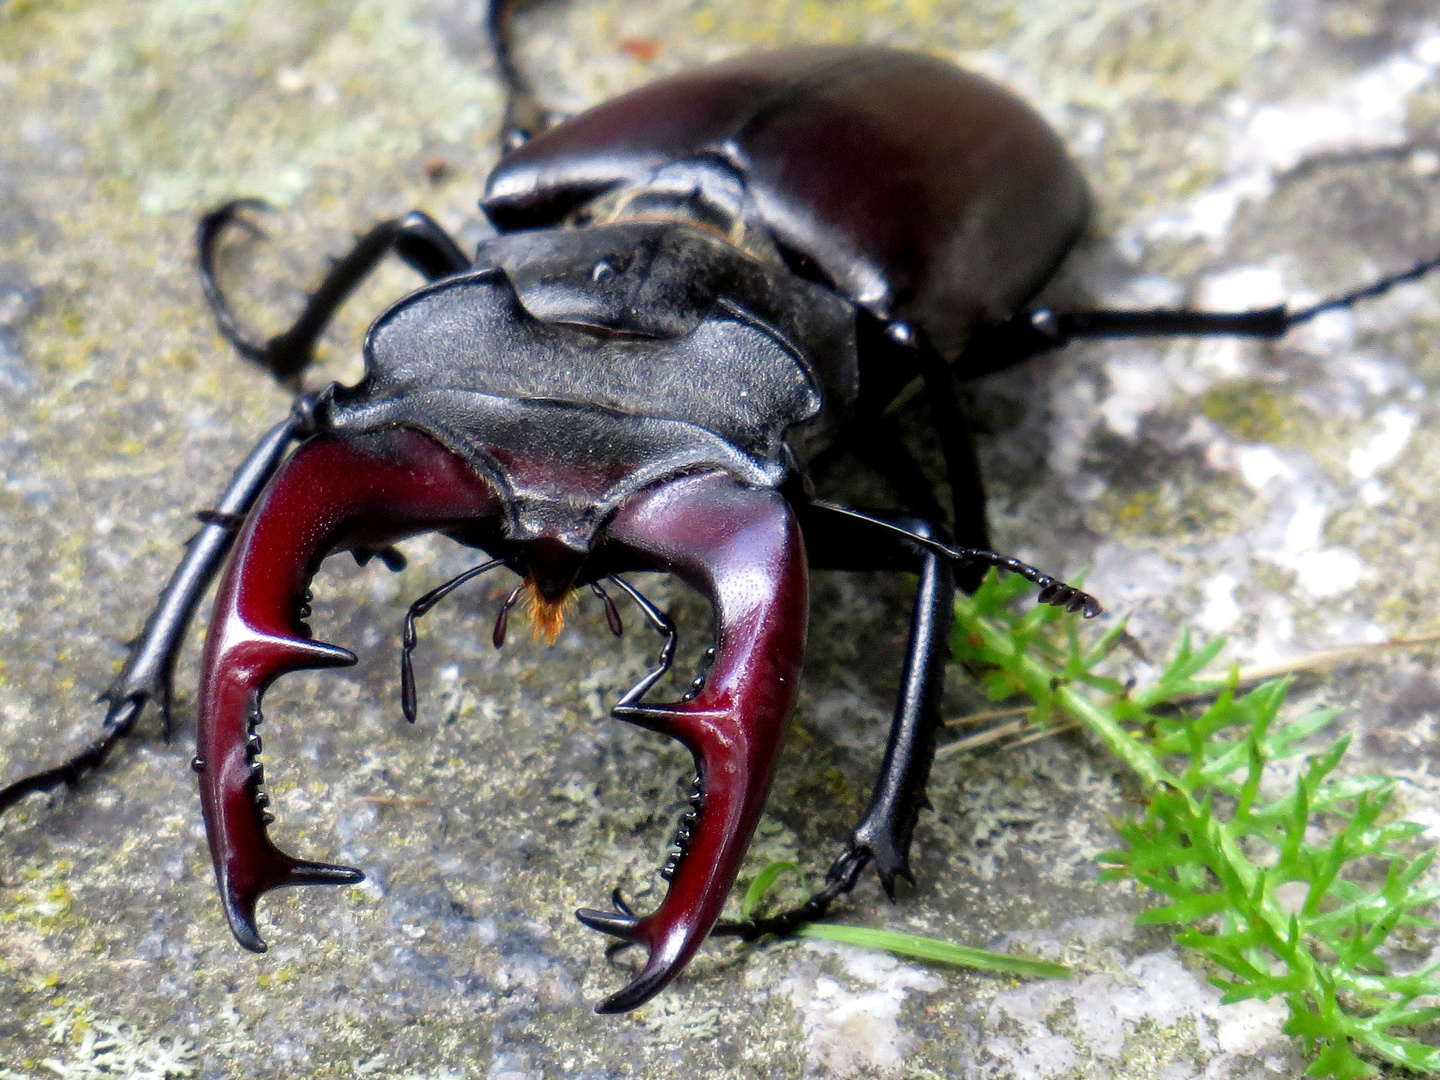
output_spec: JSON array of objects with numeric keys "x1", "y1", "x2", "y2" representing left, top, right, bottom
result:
[
  {"x1": 1304, "y1": 1039, "x2": 1377, "y2": 1079},
  {"x1": 947, "y1": 591, "x2": 1440, "y2": 1078},
  {"x1": 1353, "y1": 1027, "x2": 1440, "y2": 1072},
  {"x1": 796, "y1": 923, "x2": 1070, "y2": 980},
  {"x1": 741, "y1": 861, "x2": 803, "y2": 920}
]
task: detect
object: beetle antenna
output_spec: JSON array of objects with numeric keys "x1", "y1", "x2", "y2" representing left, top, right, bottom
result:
[
  {"x1": 1286, "y1": 248, "x2": 1440, "y2": 324},
  {"x1": 492, "y1": 583, "x2": 525, "y2": 650},
  {"x1": 813, "y1": 503, "x2": 1102, "y2": 618},
  {"x1": 591, "y1": 582, "x2": 624, "y2": 637},
  {"x1": 400, "y1": 559, "x2": 504, "y2": 723}
]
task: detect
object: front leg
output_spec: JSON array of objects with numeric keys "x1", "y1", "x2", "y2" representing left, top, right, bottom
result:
[
  {"x1": 0, "y1": 398, "x2": 319, "y2": 815},
  {"x1": 798, "y1": 511, "x2": 955, "y2": 907},
  {"x1": 717, "y1": 504, "x2": 1094, "y2": 939},
  {"x1": 840, "y1": 517, "x2": 955, "y2": 894}
]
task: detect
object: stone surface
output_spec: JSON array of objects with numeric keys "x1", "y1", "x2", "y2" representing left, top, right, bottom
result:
[{"x1": 3, "y1": 0, "x2": 1440, "y2": 1077}]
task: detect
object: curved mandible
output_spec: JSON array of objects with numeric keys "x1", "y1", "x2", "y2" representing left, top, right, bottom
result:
[
  {"x1": 194, "y1": 429, "x2": 502, "y2": 951},
  {"x1": 579, "y1": 471, "x2": 808, "y2": 1012}
]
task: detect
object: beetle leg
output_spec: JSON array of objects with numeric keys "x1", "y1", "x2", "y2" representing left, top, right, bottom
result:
[
  {"x1": 198, "y1": 202, "x2": 471, "y2": 385},
  {"x1": 0, "y1": 404, "x2": 314, "y2": 816},
  {"x1": 486, "y1": 0, "x2": 559, "y2": 153},
  {"x1": 833, "y1": 518, "x2": 954, "y2": 896},
  {"x1": 914, "y1": 342, "x2": 990, "y2": 583},
  {"x1": 960, "y1": 246, "x2": 1440, "y2": 377},
  {"x1": 575, "y1": 472, "x2": 807, "y2": 1013},
  {"x1": 839, "y1": 415, "x2": 948, "y2": 526},
  {"x1": 194, "y1": 429, "x2": 501, "y2": 952},
  {"x1": 812, "y1": 315, "x2": 990, "y2": 575},
  {"x1": 716, "y1": 504, "x2": 1095, "y2": 940}
]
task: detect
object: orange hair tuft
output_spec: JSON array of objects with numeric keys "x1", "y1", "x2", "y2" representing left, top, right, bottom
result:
[{"x1": 521, "y1": 579, "x2": 577, "y2": 645}]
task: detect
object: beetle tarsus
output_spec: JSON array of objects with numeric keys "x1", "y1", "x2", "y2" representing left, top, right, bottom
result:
[
  {"x1": 1286, "y1": 248, "x2": 1440, "y2": 324},
  {"x1": 962, "y1": 246, "x2": 1440, "y2": 376},
  {"x1": 487, "y1": 0, "x2": 554, "y2": 152},
  {"x1": 0, "y1": 697, "x2": 141, "y2": 815},
  {"x1": 197, "y1": 199, "x2": 286, "y2": 369},
  {"x1": 711, "y1": 859, "x2": 863, "y2": 942},
  {"x1": 0, "y1": 413, "x2": 309, "y2": 819}
]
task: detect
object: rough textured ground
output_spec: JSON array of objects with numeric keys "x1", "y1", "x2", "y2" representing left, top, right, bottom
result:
[{"x1": 4, "y1": 0, "x2": 1440, "y2": 1077}]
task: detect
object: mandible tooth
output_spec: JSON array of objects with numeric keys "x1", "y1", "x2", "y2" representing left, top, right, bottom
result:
[{"x1": 576, "y1": 907, "x2": 640, "y2": 939}]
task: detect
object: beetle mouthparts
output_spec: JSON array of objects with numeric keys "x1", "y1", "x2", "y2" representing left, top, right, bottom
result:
[
  {"x1": 520, "y1": 578, "x2": 577, "y2": 645},
  {"x1": 197, "y1": 429, "x2": 501, "y2": 951},
  {"x1": 581, "y1": 471, "x2": 808, "y2": 1012}
]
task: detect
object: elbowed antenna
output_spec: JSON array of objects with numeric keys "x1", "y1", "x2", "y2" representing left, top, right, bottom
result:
[{"x1": 813, "y1": 502, "x2": 1102, "y2": 618}]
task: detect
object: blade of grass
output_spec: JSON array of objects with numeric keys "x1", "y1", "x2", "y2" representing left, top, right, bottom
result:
[
  {"x1": 796, "y1": 923, "x2": 1071, "y2": 979},
  {"x1": 742, "y1": 861, "x2": 803, "y2": 920}
]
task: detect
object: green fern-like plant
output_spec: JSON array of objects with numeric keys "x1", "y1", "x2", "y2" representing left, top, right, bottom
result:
[{"x1": 952, "y1": 572, "x2": 1440, "y2": 1077}]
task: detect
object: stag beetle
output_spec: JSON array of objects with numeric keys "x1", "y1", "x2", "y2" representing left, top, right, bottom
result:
[{"x1": 3, "y1": 0, "x2": 1435, "y2": 1014}]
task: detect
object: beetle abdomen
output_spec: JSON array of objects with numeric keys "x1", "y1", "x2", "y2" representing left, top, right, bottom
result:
[{"x1": 482, "y1": 47, "x2": 1089, "y2": 359}]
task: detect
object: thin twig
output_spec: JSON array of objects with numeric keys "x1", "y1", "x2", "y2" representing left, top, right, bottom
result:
[
  {"x1": 1003, "y1": 720, "x2": 1080, "y2": 750},
  {"x1": 938, "y1": 630, "x2": 1440, "y2": 760},
  {"x1": 353, "y1": 796, "x2": 433, "y2": 807},
  {"x1": 1218, "y1": 630, "x2": 1440, "y2": 685},
  {"x1": 944, "y1": 705, "x2": 1032, "y2": 728},
  {"x1": 936, "y1": 716, "x2": 1034, "y2": 758}
]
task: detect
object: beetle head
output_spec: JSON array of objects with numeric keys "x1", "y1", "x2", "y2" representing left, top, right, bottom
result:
[{"x1": 195, "y1": 428, "x2": 808, "y2": 1012}]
